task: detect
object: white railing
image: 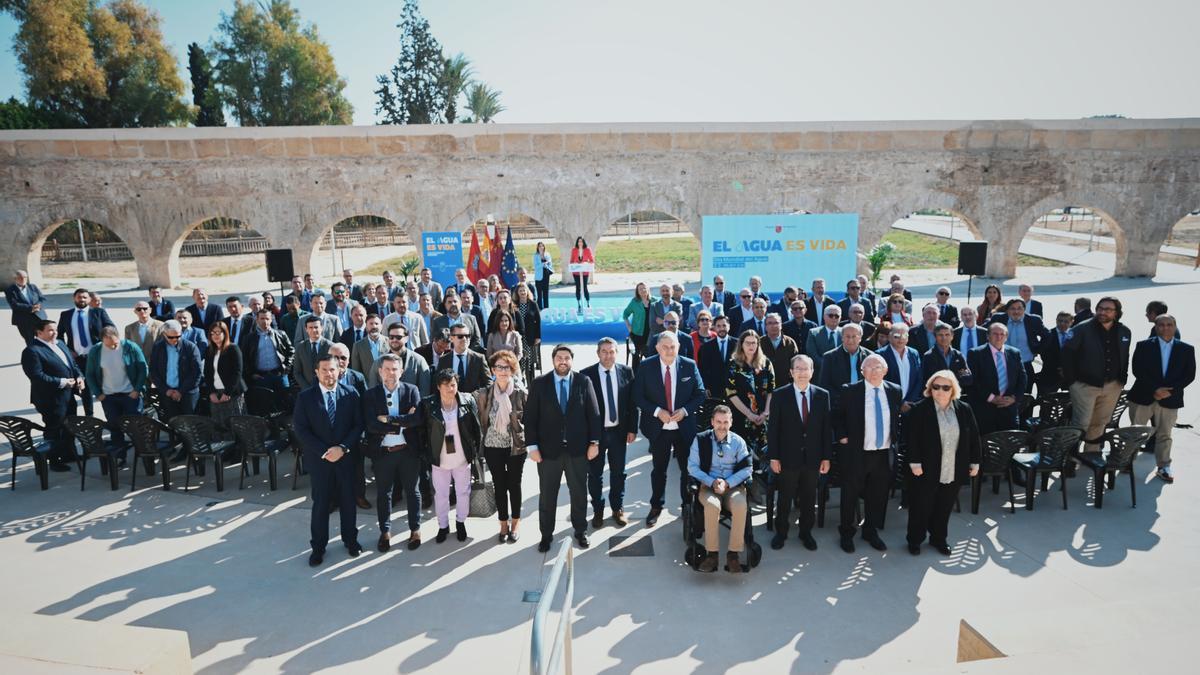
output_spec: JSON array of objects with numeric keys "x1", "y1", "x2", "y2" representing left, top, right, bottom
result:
[{"x1": 530, "y1": 538, "x2": 575, "y2": 675}]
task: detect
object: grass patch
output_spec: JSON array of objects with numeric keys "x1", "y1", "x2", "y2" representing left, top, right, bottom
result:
[
  {"x1": 361, "y1": 253, "x2": 420, "y2": 278},
  {"x1": 881, "y1": 230, "x2": 1064, "y2": 268},
  {"x1": 210, "y1": 262, "x2": 264, "y2": 277}
]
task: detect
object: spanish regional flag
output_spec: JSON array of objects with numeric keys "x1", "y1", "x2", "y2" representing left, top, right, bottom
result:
[
  {"x1": 487, "y1": 225, "x2": 505, "y2": 279},
  {"x1": 466, "y1": 226, "x2": 485, "y2": 283}
]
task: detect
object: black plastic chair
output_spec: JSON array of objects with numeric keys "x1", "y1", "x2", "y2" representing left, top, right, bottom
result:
[
  {"x1": 120, "y1": 415, "x2": 180, "y2": 491},
  {"x1": 1078, "y1": 425, "x2": 1154, "y2": 508},
  {"x1": 0, "y1": 415, "x2": 50, "y2": 490},
  {"x1": 170, "y1": 415, "x2": 236, "y2": 491},
  {"x1": 228, "y1": 415, "x2": 286, "y2": 490},
  {"x1": 817, "y1": 452, "x2": 859, "y2": 529},
  {"x1": 1028, "y1": 391, "x2": 1072, "y2": 432},
  {"x1": 971, "y1": 430, "x2": 1029, "y2": 514},
  {"x1": 64, "y1": 415, "x2": 118, "y2": 491},
  {"x1": 143, "y1": 388, "x2": 165, "y2": 420},
  {"x1": 1010, "y1": 425, "x2": 1084, "y2": 510},
  {"x1": 1105, "y1": 390, "x2": 1131, "y2": 431},
  {"x1": 245, "y1": 385, "x2": 281, "y2": 417}
]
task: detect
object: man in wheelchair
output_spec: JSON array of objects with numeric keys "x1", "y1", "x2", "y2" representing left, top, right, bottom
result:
[{"x1": 687, "y1": 404, "x2": 753, "y2": 573}]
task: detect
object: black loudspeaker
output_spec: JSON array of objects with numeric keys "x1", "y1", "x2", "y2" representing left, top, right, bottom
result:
[
  {"x1": 265, "y1": 249, "x2": 294, "y2": 283},
  {"x1": 957, "y1": 241, "x2": 987, "y2": 276}
]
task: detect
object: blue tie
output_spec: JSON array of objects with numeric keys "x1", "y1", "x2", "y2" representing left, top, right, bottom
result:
[
  {"x1": 965, "y1": 330, "x2": 974, "y2": 352},
  {"x1": 325, "y1": 390, "x2": 336, "y2": 427},
  {"x1": 77, "y1": 310, "x2": 88, "y2": 348},
  {"x1": 873, "y1": 388, "x2": 884, "y2": 449},
  {"x1": 558, "y1": 377, "x2": 568, "y2": 414},
  {"x1": 458, "y1": 355, "x2": 466, "y2": 381},
  {"x1": 605, "y1": 369, "x2": 617, "y2": 423},
  {"x1": 995, "y1": 350, "x2": 1008, "y2": 393}
]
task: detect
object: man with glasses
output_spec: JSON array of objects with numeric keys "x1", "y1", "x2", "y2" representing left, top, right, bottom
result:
[
  {"x1": 416, "y1": 328, "x2": 453, "y2": 389},
  {"x1": 769, "y1": 287, "x2": 800, "y2": 324},
  {"x1": 447, "y1": 326, "x2": 490, "y2": 391},
  {"x1": 818, "y1": 323, "x2": 873, "y2": 410},
  {"x1": 783, "y1": 300, "x2": 817, "y2": 350},
  {"x1": 731, "y1": 288, "x2": 756, "y2": 334},
  {"x1": 149, "y1": 320, "x2": 203, "y2": 420},
  {"x1": 124, "y1": 301, "x2": 162, "y2": 361},
  {"x1": 806, "y1": 305, "x2": 843, "y2": 380},
  {"x1": 932, "y1": 287, "x2": 960, "y2": 328},
  {"x1": 652, "y1": 311, "x2": 693, "y2": 359},
  {"x1": 242, "y1": 308, "x2": 294, "y2": 409},
  {"x1": 431, "y1": 293, "x2": 481, "y2": 351},
  {"x1": 370, "y1": 322, "x2": 430, "y2": 392},
  {"x1": 330, "y1": 282, "x2": 359, "y2": 331},
  {"x1": 174, "y1": 309, "x2": 208, "y2": 351},
  {"x1": 712, "y1": 275, "x2": 735, "y2": 314},
  {"x1": 839, "y1": 280, "x2": 876, "y2": 324},
  {"x1": 649, "y1": 284, "x2": 681, "y2": 339},
  {"x1": 840, "y1": 303, "x2": 877, "y2": 343},
  {"x1": 1063, "y1": 297, "x2": 1132, "y2": 452}
]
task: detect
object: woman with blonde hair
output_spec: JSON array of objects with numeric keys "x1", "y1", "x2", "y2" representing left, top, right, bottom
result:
[
  {"x1": 905, "y1": 370, "x2": 982, "y2": 556},
  {"x1": 725, "y1": 329, "x2": 775, "y2": 450},
  {"x1": 474, "y1": 350, "x2": 527, "y2": 543}
]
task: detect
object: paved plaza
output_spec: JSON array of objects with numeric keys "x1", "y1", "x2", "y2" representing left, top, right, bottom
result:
[{"x1": 2, "y1": 259, "x2": 1198, "y2": 673}]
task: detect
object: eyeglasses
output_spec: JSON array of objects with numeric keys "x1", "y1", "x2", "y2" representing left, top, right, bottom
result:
[
  {"x1": 334, "y1": 356, "x2": 349, "y2": 362},
  {"x1": 494, "y1": 365, "x2": 512, "y2": 372},
  {"x1": 451, "y1": 334, "x2": 468, "y2": 340},
  {"x1": 664, "y1": 321, "x2": 677, "y2": 326},
  {"x1": 134, "y1": 307, "x2": 149, "y2": 312},
  {"x1": 930, "y1": 384, "x2": 953, "y2": 392},
  {"x1": 937, "y1": 291, "x2": 949, "y2": 296},
  {"x1": 164, "y1": 334, "x2": 180, "y2": 341}
]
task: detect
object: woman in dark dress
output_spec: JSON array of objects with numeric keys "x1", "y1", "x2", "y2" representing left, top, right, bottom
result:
[
  {"x1": 725, "y1": 329, "x2": 775, "y2": 451},
  {"x1": 513, "y1": 283, "x2": 542, "y2": 384},
  {"x1": 203, "y1": 321, "x2": 245, "y2": 439}
]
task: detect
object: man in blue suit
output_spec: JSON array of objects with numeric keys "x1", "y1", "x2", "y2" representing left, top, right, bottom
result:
[
  {"x1": 21, "y1": 319, "x2": 83, "y2": 471},
  {"x1": 966, "y1": 323, "x2": 1026, "y2": 436},
  {"x1": 581, "y1": 338, "x2": 639, "y2": 528},
  {"x1": 634, "y1": 331, "x2": 706, "y2": 526},
  {"x1": 292, "y1": 353, "x2": 364, "y2": 566},
  {"x1": 57, "y1": 287, "x2": 115, "y2": 416},
  {"x1": 149, "y1": 320, "x2": 203, "y2": 421},
  {"x1": 990, "y1": 298, "x2": 1048, "y2": 396},
  {"x1": 185, "y1": 288, "x2": 224, "y2": 331},
  {"x1": 1128, "y1": 315, "x2": 1195, "y2": 483},
  {"x1": 5, "y1": 269, "x2": 48, "y2": 343},
  {"x1": 879, "y1": 325, "x2": 925, "y2": 411}
]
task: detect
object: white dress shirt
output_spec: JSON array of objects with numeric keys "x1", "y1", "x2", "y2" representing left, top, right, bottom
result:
[
  {"x1": 600, "y1": 366, "x2": 621, "y2": 428},
  {"x1": 862, "y1": 382, "x2": 892, "y2": 450},
  {"x1": 891, "y1": 347, "x2": 911, "y2": 395}
]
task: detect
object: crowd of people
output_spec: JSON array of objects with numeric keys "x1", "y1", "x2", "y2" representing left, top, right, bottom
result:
[{"x1": 7, "y1": 263, "x2": 1194, "y2": 571}]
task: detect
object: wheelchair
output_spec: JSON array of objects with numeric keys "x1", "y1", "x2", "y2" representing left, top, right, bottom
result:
[{"x1": 682, "y1": 476, "x2": 763, "y2": 572}]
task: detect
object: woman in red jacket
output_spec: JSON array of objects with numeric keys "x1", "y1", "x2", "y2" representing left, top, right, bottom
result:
[{"x1": 570, "y1": 236, "x2": 594, "y2": 312}]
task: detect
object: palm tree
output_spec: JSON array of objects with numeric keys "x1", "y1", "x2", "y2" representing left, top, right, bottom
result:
[
  {"x1": 462, "y1": 82, "x2": 504, "y2": 123},
  {"x1": 441, "y1": 52, "x2": 473, "y2": 123}
]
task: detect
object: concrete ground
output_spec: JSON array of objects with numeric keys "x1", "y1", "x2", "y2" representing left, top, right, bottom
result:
[{"x1": 2, "y1": 257, "x2": 1198, "y2": 673}]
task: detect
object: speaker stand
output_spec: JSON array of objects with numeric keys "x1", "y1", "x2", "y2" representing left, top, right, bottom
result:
[{"x1": 966, "y1": 275, "x2": 974, "y2": 304}]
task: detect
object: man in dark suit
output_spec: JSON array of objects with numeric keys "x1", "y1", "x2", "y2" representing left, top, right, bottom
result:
[
  {"x1": 57, "y1": 287, "x2": 115, "y2": 416},
  {"x1": 459, "y1": 289, "x2": 487, "y2": 338},
  {"x1": 292, "y1": 316, "x2": 333, "y2": 392},
  {"x1": 966, "y1": 323, "x2": 1026, "y2": 436},
  {"x1": 362, "y1": 353, "x2": 425, "y2": 551},
  {"x1": 242, "y1": 308, "x2": 294, "y2": 411},
  {"x1": 804, "y1": 278, "x2": 836, "y2": 324},
  {"x1": 525, "y1": 344, "x2": 602, "y2": 551},
  {"x1": 805, "y1": 305, "x2": 843, "y2": 380},
  {"x1": 921, "y1": 324, "x2": 971, "y2": 385},
  {"x1": 415, "y1": 329, "x2": 452, "y2": 391},
  {"x1": 760, "y1": 313, "x2": 799, "y2": 385},
  {"x1": 651, "y1": 311, "x2": 694, "y2": 360},
  {"x1": 712, "y1": 275, "x2": 737, "y2": 315},
  {"x1": 430, "y1": 293, "x2": 482, "y2": 352},
  {"x1": 342, "y1": 268, "x2": 365, "y2": 303},
  {"x1": 697, "y1": 315, "x2": 734, "y2": 399},
  {"x1": 1128, "y1": 314, "x2": 1195, "y2": 483},
  {"x1": 292, "y1": 353, "x2": 364, "y2": 566},
  {"x1": 840, "y1": 303, "x2": 877, "y2": 344},
  {"x1": 582, "y1": 338, "x2": 639, "y2": 528},
  {"x1": 185, "y1": 288, "x2": 223, "y2": 331},
  {"x1": 769, "y1": 287, "x2": 800, "y2": 323},
  {"x1": 1038, "y1": 311, "x2": 1075, "y2": 394},
  {"x1": 768, "y1": 354, "x2": 832, "y2": 551},
  {"x1": 330, "y1": 343, "x2": 368, "y2": 396},
  {"x1": 817, "y1": 323, "x2": 873, "y2": 410},
  {"x1": 783, "y1": 300, "x2": 817, "y2": 352},
  {"x1": 907, "y1": 305, "x2": 943, "y2": 356},
  {"x1": 445, "y1": 324, "x2": 490, "y2": 391},
  {"x1": 880, "y1": 325, "x2": 925, "y2": 409},
  {"x1": 1072, "y1": 297, "x2": 1093, "y2": 326},
  {"x1": 5, "y1": 270, "x2": 48, "y2": 343},
  {"x1": 838, "y1": 279, "x2": 876, "y2": 324},
  {"x1": 634, "y1": 331, "x2": 706, "y2": 526},
  {"x1": 932, "y1": 287, "x2": 961, "y2": 328},
  {"x1": 447, "y1": 268, "x2": 476, "y2": 297},
  {"x1": 1017, "y1": 284, "x2": 1043, "y2": 318},
  {"x1": 671, "y1": 284, "x2": 693, "y2": 332},
  {"x1": 952, "y1": 306, "x2": 987, "y2": 355},
  {"x1": 222, "y1": 296, "x2": 254, "y2": 348},
  {"x1": 147, "y1": 286, "x2": 176, "y2": 323},
  {"x1": 21, "y1": 319, "x2": 83, "y2": 470},
  {"x1": 833, "y1": 354, "x2": 902, "y2": 552},
  {"x1": 149, "y1": 320, "x2": 204, "y2": 420},
  {"x1": 990, "y1": 298, "x2": 1048, "y2": 395}
]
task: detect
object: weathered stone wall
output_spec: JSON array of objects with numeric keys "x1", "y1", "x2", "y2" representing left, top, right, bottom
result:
[{"x1": 1, "y1": 119, "x2": 1197, "y2": 287}]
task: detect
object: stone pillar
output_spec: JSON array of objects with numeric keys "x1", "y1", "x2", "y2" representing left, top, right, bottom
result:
[{"x1": 133, "y1": 248, "x2": 179, "y2": 289}]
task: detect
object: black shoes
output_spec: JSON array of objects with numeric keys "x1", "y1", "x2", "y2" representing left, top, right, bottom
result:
[
  {"x1": 908, "y1": 543, "x2": 921, "y2": 555},
  {"x1": 770, "y1": 533, "x2": 786, "y2": 550},
  {"x1": 377, "y1": 533, "x2": 390, "y2": 553},
  {"x1": 436, "y1": 527, "x2": 449, "y2": 543},
  {"x1": 800, "y1": 533, "x2": 818, "y2": 551},
  {"x1": 575, "y1": 532, "x2": 590, "y2": 549},
  {"x1": 346, "y1": 541, "x2": 363, "y2": 557},
  {"x1": 840, "y1": 537, "x2": 855, "y2": 553},
  {"x1": 612, "y1": 511, "x2": 628, "y2": 527},
  {"x1": 537, "y1": 538, "x2": 552, "y2": 553},
  {"x1": 863, "y1": 533, "x2": 887, "y2": 551},
  {"x1": 592, "y1": 511, "x2": 604, "y2": 529},
  {"x1": 49, "y1": 461, "x2": 72, "y2": 473},
  {"x1": 456, "y1": 521, "x2": 467, "y2": 542},
  {"x1": 932, "y1": 542, "x2": 952, "y2": 556},
  {"x1": 507, "y1": 530, "x2": 519, "y2": 544},
  {"x1": 308, "y1": 551, "x2": 324, "y2": 567},
  {"x1": 646, "y1": 506, "x2": 663, "y2": 527}
]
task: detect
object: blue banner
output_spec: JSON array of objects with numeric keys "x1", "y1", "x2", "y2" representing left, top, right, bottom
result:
[
  {"x1": 701, "y1": 214, "x2": 859, "y2": 294},
  {"x1": 421, "y1": 231, "x2": 463, "y2": 290}
]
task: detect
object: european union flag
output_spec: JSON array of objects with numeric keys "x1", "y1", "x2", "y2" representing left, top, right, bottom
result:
[{"x1": 501, "y1": 225, "x2": 519, "y2": 289}]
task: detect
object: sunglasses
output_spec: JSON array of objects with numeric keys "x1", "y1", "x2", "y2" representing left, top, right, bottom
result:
[
  {"x1": 388, "y1": 335, "x2": 404, "y2": 341},
  {"x1": 451, "y1": 334, "x2": 468, "y2": 340},
  {"x1": 930, "y1": 384, "x2": 953, "y2": 392},
  {"x1": 698, "y1": 318, "x2": 712, "y2": 323},
  {"x1": 164, "y1": 334, "x2": 180, "y2": 341},
  {"x1": 937, "y1": 291, "x2": 949, "y2": 296},
  {"x1": 664, "y1": 321, "x2": 677, "y2": 326},
  {"x1": 134, "y1": 307, "x2": 149, "y2": 312},
  {"x1": 740, "y1": 295, "x2": 751, "y2": 299}
]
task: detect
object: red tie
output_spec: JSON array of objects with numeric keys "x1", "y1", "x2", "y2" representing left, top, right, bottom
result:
[
  {"x1": 664, "y1": 364, "x2": 673, "y2": 414},
  {"x1": 800, "y1": 389, "x2": 809, "y2": 423}
]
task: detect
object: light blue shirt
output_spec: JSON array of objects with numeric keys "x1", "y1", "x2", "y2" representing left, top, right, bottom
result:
[
  {"x1": 165, "y1": 342, "x2": 180, "y2": 389},
  {"x1": 1158, "y1": 337, "x2": 1175, "y2": 377},
  {"x1": 382, "y1": 384, "x2": 405, "y2": 446},
  {"x1": 688, "y1": 431, "x2": 752, "y2": 488},
  {"x1": 255, "y1": 329, "x2": 280, "y2": 372},
  {"x1": 1007, "y1": 318, "x2": 1034, "y2": 363}
]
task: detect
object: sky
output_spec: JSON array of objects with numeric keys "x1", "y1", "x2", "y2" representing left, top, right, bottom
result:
[{"x1": 0, "y1": 0, "x2": 1197, "y2": 126}]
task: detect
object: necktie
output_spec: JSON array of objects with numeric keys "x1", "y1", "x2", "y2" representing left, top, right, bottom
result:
[
  {"x1": 995, "y1": 350, "x2": 1008, "y2": 393},
  {"x1": 757, "y1": 320, "x2": 764, "y2": 335},
  {"x1": 719, "y1": 339, "x2": 727, "y2": 361},
  {"x1": 355, "y1": 329, "x2": 362, "y2": 342},
  {"x1": 664, "y1": 364, "x2": 674, "y2": 414},
  {"x1": 873, "y1": 388, "x2": 884, "y2": 449},
  {"x1": 605, "y1": 369, "x2": 617, "y2": 423},
  {"x1": 232, "y1": 320, "x2": 239, "y2": 343},
  {"x1": 558, "y1": 377, "x2": 568, "y2": 413},
  {"x1": 1059, "y1": 331, "x2": 1066, "y2": 348},
  {"x1": 77, "y1": 310, "x2": 88, "y2": 348},
  {"x1": 325, "y1": 390, "x2": 336, "y2": 426},
  {"x1": 458, "y1": 355, "x2": 466, "y2": 381},
  {"x1": 850, "y1": 351, "x2": 859, "y2": 384},
  {"x1": 800, "y1": 389, "x2": 809, "y2": 423},
  {"x1": 965, "y1": 329, "x2": 974, "y2": 352}
]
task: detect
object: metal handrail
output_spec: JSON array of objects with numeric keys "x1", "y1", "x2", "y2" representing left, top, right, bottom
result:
[{"x1": 531, "y1": 538, "x2": 575, "y2": 675}]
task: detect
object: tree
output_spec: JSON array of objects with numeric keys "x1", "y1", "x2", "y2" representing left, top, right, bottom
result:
[
  {"x1": 866, "y1": 241, "x2": 897, "y2": 296},
  {"x1": 462, "y1": 83, "x2": 504, "y2": 123},
  {"x1": 375, "y1": 0, "x2": 446, "y2": 124},
  {"x1": 210, "y1": 0, "x2": 352, "y2": 126},
  {"x1": 188, "y1": 42, "x2": 225, "y2": 127},
  {"x1": 8, "y1": 0, "x2": 192, "y2": 128},
  {"x1": 0, "y1": 96, "x2": 49, "y2": 129},
  {"x1": 440, "y1": 52, "x2": 472, "y2": 123}
]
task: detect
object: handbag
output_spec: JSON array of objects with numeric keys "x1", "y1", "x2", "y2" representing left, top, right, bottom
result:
[{"x1": 468, "y1": 457, "x2": 497, "y2": 518}]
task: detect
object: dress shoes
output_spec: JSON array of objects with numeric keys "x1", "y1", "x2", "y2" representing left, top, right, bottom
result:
[
  {"x1": 575, "y1": 532, "x2": 590, "y2": 549},
  {"x1": 770, "y1": 533, "x2": 786, "y2": 550},
  {"x1": 726, "y1": 552, "x2": 742, "y2": 574},
  {"x1": 456, "y1": 521, "x2": 467, "y2": 542},
  {"x1": 800, "y1": 533, "x2": 818, "y2": 551},
  {"x1": 507, "y1": 531, "x2": 519, "y2": 544},
  {"x1": 646, "y1": 506, "x2": 663, "y2": 527},
  {"x1": 931, "y1": 542, "x2": 952, "y2": 556},
  {"x1": 592, "y1": 510, "x2": 604, "y2": 529},
  {"x1": 407, "y1": 531, "x2": 421, "y2": 550},
  {"x1": 377, "y1": 533, "x2": 391, "y2": 553},
  {"x1": 697, "y1": 552, "x2": 719, "y2": 573},
  {"x1": 840, "y1": 537, "x2": 856, "y2": 553},
  {"x1": 436, "y1": 527, "x2": 449, "y2": 543},
  {"x1": 49, "y1": 461, "x2": 73, "y2": 473},
  {"x1": 356, "y1": 496, "x2": 372, "y2": 510},
  {"x1": 908, "y1": 543, "x2": 921, "y2": 555},
  {"x1": 537, "y1": 538, "x2": 552, "y2": 553},
  {"x1": 308, "y1": 551, "x2": 324, "y2": 567},
  {"x1": 863, "y1": 533, "x2": 887, "y2": 551},
  {"x1": 612, "y1": 511, "x2": 628, "y2": 527},
  {"x1": 346, "y1": 541, "x2": 363, "y2": 557}
]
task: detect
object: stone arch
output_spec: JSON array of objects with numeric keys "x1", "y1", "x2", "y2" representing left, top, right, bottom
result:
[
  {"x1": 294, "y1": 202, "x2": 418, "y2": 280},
  {"x1": 169, "y1": 215, "x2": 268, "y2": 282},
  {"x1": 28, "y1": 215, "x2": 143, "y2": 289},
  {"x1": 1164, "y1": 207, "x2": 1200, "y2": 266},
  {"x1": 1012, "y1": 191, "x2": 1130, "y2": 277}
]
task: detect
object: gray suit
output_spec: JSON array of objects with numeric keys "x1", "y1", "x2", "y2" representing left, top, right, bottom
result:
[
  {"x1": 123, "y1": 319, "x2": 162, "y2": 360},
  {"x1": 350, "y1": 335, "x2": 388, "y2": 376},
  {"x1": 293, "y1": 312, "x2": 341, "y2": 344},
  {"x1": 291, "y1": 337, "x2": 333, "y2": 391},
  {"x1": 417, "y1": 280, "x2": 443, "y2": 310},
  {"x1": 367, "y1": 347, "x2": 430, "y2": 392},
  {"x1": 430, "y1": 313, "x2": 482, "y2": 350},
  {"x1": 805, "y1": 325, "x2": 843, "y2": 379}
]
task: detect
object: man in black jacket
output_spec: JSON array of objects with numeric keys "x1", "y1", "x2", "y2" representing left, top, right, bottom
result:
[
  {"x1": 362, "y1": 354, "x2": 425, "y2": 551},
  {"x1": 697, "y1": 315, "x2": 734, "y2": 399},
  {"x1": 525, "y1": 344, "x2": 602, "y2": 551},
  {"x1": 783, "y1": 300, "x2": 817, "y2": 352},
  {"x1": 965, "y1": 323, "x2": 1026, "y2": 436},
  {"x1": 57, "y1": 287, "x2": 115, "y2": 416},
  {"x1": 817, "y1": 323, "x2": 873, "y2": 410},
  {"x1": 1128, "y1": 314, "x2": 1194, "y2": 483},
  {"x1": 1063, "y1": 296, "x2": 1132, "y2": 452},
  {"x1": 581, "y1": 338, "x2": 638, "y2": 528},
  {"x1": 21, "y1": 319, "x2": 83, "y2": 470},
  {"x1": 768, "y1": 354, "x2": 832, "y2": 551},
  {"x1": 921, "y1": 324, "x2": 970, "y2": 385},
  {"x1": 1038, "y1": 311, "x2": 1075, "y2": 394},
  {"x1": 240, "y1": 309, "x2": 295, "y2": 413},
  {"x1": 5, "y1": 270, "x2": 48, "y2": 343}
]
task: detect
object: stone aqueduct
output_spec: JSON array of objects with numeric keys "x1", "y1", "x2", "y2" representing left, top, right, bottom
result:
[{"x1": 0, "y1": 119, "x2": 1197, "y2": 288}]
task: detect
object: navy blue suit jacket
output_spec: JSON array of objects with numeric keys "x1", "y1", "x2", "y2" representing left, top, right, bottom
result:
[
  {"x1": 988, "y1": 313, "x2": 1048, "y2": 356},
  {"x1": 361, "y1": 382, "x2": 424, "y2": 456},
  {"x1": 21, "y1": 339, "x2": 81, "y2": 408},
  {"x1": 56, "y1": 306, "x2": 115, "y2": 355},
  {"x1": 187, "y1": 303, "x2": 224, "y2": 331},
  {"x1": 966, "y1": 344, "x2": 1025, "y2": 404},
  {"x1": 5, "y1": 283, "x2": 48, "y2": 326},
  {"x1": 581, "y1": 363, "x2": 639, "y2": 435},
  {"x1": 149, "y1": 298, "x2": 176, "y2": 322},
  {"x1": 149, "y1": 338, "x2": 204, "y2": 395},
  {"x1": 879, "y1": 346, "x2": 925, "y2": 403},
  {"x1": 833, "y1": 380, "x2": 903, "y2": 467},
  {"x1": 292, "y1": 382, "x2": 364, "y2": 464},
  {"x1": 1128, "y1": 338, "x2": 1195, "y2": 409},
  {"x1": 634, "y1": 355, "x2": 705, "y2": 442}
]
